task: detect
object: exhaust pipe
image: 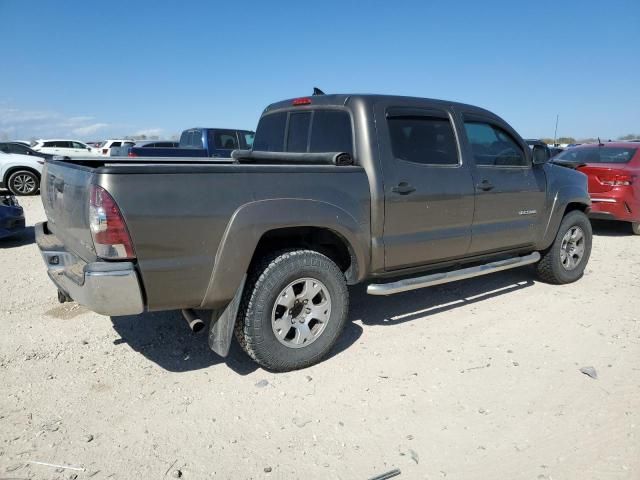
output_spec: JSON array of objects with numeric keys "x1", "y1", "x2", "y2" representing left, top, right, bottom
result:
[{"x1": 181, "y1": 309, "x2": 205, "y2": 333}]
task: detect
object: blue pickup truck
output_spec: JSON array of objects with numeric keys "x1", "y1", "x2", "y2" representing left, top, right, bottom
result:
[{"x1": 128, "y1": 128, "x2": 255, "y2": 158}]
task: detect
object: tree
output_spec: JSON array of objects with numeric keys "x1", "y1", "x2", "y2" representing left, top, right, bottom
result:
[{"x1": 617, "y1": 133, "x2": 640, "y2": 141}]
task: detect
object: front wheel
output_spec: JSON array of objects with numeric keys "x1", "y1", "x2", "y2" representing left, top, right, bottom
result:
[
  {"x1": 7, "y1": 170, "x2": 40, "y2": 195},
  {"x1": 235, "y1": 250, "x2": 349, "y2": 372},
  {"x1": 631, "y1": 222, "x2": 640, "y2": 235},
  {"x1": 536, "y1": 210, "x2": 592, "y2": 284}
]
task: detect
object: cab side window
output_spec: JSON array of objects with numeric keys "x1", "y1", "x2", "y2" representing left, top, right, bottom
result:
[
  {"x1": 388, "y1": 116, "x2": 459, "y2": 165},
  {"x1": 464, "y1": 121, "x2": 527, "y2": 167}
]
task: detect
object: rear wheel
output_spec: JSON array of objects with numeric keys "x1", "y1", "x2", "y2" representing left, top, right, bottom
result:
[
  {"x1": 632, "y1": 222, "x2": 640, "y2": 235},
  {"x1": 7, "y1": 170, "x2": 39, "y2": 196},
  {"x1": 536, "y1": 210, "x2": 592, "y2": 284},
  {"x1": 235, "y1": 249, "x2": 349, "y2": 372}
]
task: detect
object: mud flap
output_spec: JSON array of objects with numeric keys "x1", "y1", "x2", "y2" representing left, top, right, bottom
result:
[{"x1": 207, "y1": 276, "x2": 245, "y2": 357}]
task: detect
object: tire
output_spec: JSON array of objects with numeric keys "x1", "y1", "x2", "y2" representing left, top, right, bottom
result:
[
  {"x1": 7, "y1": 170, "x2": 40, "y2": 196},
  {"x1": 631, "y1": 222, "x2": 640, "y2": 235},
  {"x1": 235, "y1": 249, "x2": 349, "y2": 372},
  {"x1": 536, "y1": 210, "x2": 592, "y2": 284}
]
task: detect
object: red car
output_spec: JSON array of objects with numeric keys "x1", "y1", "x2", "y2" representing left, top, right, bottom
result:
[{"x1": 554, "y1": 143, "x2": 639, "y2": 234}]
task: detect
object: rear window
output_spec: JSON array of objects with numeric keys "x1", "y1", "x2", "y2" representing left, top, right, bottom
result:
[
  {"x1": 254, "y1": 109, "x2": 353, "y2": 154},
  {"x1": 286, "y1": 112, "x2": 312, "y2": 152},
  {"x1": 556, "y1": 147, "x2": 637, "y2": 164},
  {"x1": 253, "y1": 112, "x2": 287, "y2": 151},
  {"x1": 309, "y1": 111, "x2": 353, "y2": 154}
]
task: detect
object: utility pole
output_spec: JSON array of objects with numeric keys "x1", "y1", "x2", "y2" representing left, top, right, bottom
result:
[{"x1": 553, "y1": 114, "x2": 559, "y2": 146}]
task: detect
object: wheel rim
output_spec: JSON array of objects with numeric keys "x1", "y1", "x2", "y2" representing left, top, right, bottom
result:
[
  {"x1": 560, "y1": 226, "x2": 585, "y2": 270},
  {"x1": 12, "y1": 174, "x2": 36, "y2": 194},
  {"x1": 271, "y1": 277, "x2": 331, "y2": 349}
]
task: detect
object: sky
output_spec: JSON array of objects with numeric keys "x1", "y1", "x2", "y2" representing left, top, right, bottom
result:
[{"x1": 0, "y1": 0, "x2": 638, "y2": 141}]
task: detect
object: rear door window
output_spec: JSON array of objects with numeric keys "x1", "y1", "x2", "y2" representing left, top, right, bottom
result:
[
  {"x1": 387, "y1": 115, "x2": 459, "y2": 165},
  {"x1": 211, "y1": 130, "x2": 239, "y2": 150}
]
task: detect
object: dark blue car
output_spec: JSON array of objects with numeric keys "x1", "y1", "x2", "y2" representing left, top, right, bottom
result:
[{"x1": 0, "y1": 194, "x2": 25, "y2": 239}]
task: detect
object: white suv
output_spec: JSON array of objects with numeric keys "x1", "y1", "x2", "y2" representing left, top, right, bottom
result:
[
  {"x1": 0, "y1": 151, "x2": 44, "y2": 195},
  {"x1": 33, "y1": 139, "x2": 101, "y2": 159},
  {"x1": 96, "y1": 139, "x2": 136, "y2": 156}
]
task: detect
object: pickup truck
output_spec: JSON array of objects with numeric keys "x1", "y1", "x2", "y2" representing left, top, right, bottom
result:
[
  {"x1": 128, "y1": 127, "x2": 255, "y2": 158},
  {"x1": 36, "y1": 93, "x2": 592, "y2": 371}
]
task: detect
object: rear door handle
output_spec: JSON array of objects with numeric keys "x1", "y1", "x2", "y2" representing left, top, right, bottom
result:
[
  {"x1": 392, "y1": 182, "x2": 416, "y2": 195},
  {"x1": 476, "y1": 180, "x2": 494, "y2": 191}
]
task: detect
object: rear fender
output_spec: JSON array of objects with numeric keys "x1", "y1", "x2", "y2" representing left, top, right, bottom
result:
[{"x1": 199, "y1": 198, "x2": 368, "y2": 309}]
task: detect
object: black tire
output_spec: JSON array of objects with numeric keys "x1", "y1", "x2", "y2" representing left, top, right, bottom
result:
[
  {"x1": 7, "y1": 170, "x2": 40, "y2": 196},
  {"x1": 235, "y1": 249, "x2": 349, "y2": 372},
  {"x1": 631, "y1": 222, "x2": 640, "y2": 235},
  {"x1": 536, "y1": 210, "x2": 592, "y2": 284}
]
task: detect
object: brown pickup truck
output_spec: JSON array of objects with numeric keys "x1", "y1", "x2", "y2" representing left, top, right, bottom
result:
[{"x1": 36, "y1": 93, "x2": 592, "y2": 371}]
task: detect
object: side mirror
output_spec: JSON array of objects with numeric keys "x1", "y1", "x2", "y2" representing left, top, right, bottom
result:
[{"x1": 532, "y1": 144, "x2": 549, "y2": 165}]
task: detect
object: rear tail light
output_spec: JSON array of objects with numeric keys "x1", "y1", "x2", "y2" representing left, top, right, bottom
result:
[
  {"x1": 89, "y1": 185, "x2": 135, "y2": 259},
  {"x1": 597, "y1": 174, "x2": 633, "y2": 186},
  {"x1": 128, "y1": 151, "x2": 137, "y2": 157},
  {"x1": 102, "y1": 148, "x2": 108, "y2": 154}
]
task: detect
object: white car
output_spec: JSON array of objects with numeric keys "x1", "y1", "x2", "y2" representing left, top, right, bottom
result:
[
  {"x1": 32, "y1": 139, "x2": 101, "y2": 159},
  {"x1": 0, "y1": 151, "x2": 44, "y2": 195},
  {"x1": 96, "y1": 139, "x2": 136, "y2": 156}
]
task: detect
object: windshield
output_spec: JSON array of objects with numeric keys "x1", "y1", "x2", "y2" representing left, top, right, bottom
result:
[{"x1": 555, "y1": 146, "x2": 637, "y2": 164}]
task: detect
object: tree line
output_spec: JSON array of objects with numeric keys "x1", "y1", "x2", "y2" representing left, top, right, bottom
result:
[{"x1": 540, "y1": 133, "x2": 640, "y2": 145}]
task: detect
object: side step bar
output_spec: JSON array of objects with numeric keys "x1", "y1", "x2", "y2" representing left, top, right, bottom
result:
[{"x1": 367, "y1": 252, "x2": 541, "y2": 296}]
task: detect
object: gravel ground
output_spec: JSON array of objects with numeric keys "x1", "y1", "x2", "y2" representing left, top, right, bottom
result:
[{"x1": 1, "y1": 195, "x2": 639, "y2": 480}]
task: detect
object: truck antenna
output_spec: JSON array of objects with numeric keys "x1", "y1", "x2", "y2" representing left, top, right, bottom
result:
[{"x1": 313, "y1": 87, "x2": 325, "y2": 96}]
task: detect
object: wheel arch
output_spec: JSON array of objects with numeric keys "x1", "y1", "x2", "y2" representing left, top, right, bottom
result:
[
  {"x1": 199, "y1": 198, "x2": 369, "y2": 310},
  {"x1": 539, "y1": 187, "x2": 591, "y2": 250},
  {"x1": 3, "y1": 165, "x2": 42, "y2": 185}
]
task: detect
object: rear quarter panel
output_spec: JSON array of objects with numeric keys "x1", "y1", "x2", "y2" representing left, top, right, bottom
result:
[{"x1": 98, "y1": 165, "x2": 370, "y2": 311}]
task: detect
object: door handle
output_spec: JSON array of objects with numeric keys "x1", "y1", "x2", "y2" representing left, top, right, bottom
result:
[
  {"x1": 392, "y1": 182, "x2": 416, "y2": 195},
  {"x1": 476, "y1": 180, "x2": 494, "y2": 191}
]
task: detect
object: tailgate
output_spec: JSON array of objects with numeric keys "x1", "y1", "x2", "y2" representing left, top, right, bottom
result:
[{"x1": 41, "y1": 161, "x2": 97, "y2": 262}]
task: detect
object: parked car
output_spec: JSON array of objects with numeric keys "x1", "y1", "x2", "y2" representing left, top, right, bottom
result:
[
  {"x1": 128, "y1": 128, "x2": 254, "y2": 158},
  {"x1": 96, "y1": 139, "x2": 136, "y2": 157},
  {"x1": 0, "y1": 151, "x2": 44, "y2": 195},
  {"x1": 32, "y1": 139, "x2": 101, "y2": 159},
  {"x1": 121, "y1": 140, "x2": 179, "y2": 156},
  {"x1": 549, "y1": 146, "x2": 564, "y2": 158},
  {"x1": 131, "y1": 140, "x2": 179, "y2": 149},
  {"x1": 0, "y1": 141, "x2": 54, "y2": 160},
  {"x1": 35, "y1": 93, "x2": 591, "y2": 371},
  {"x1": 0, "y1": 194, "x2": 25, "y2": 239},
  {"x1": 553, "y1": 142, "x2": 639, "y2": 234}
]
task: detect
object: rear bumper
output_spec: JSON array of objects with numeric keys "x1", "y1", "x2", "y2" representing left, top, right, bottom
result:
[
  {"x1": 36, "y1": 221, "x2": 144, "y2": 316},
  {"x1": 589, "y1": 194, "x2": 639, "y2": 223}
]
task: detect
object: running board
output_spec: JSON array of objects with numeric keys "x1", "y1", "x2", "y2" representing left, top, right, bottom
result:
[{"x1": 367, "y1": 252, "x2": 541, "y2": 296}]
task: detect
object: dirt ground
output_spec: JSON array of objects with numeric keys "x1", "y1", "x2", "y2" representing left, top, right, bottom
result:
[{"x1": 1, "y1": 195, "x2": 639, "y2": 480}]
